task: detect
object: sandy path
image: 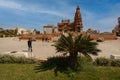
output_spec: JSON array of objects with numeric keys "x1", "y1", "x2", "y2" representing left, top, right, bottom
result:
[
  {"x1": 97, "y1": 38, "x2": 120, "y2": 58},
  {"x1": 0, "y1": 37, "x2": 120, "y2": 59},
  {"x1": 0, "y1": 37, "x2": 60, "y2": 60}
]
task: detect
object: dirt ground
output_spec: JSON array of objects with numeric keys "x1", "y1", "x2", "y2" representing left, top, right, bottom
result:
[{"x1": 0, "y1": 37, "x2": 120, "y2": 60}]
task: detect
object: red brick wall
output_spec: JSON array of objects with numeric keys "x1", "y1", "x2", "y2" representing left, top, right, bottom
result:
[
  {"x1": 20, "y1": 33, "x2": 117, "y2": 41},
  {"x1": 90, "y1": 34, "x2": 117, "y2": 40}
]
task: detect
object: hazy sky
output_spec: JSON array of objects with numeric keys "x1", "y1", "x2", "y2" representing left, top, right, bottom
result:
[{"x1": 0, "y1": 0, "x2": 120, "y2": 32}]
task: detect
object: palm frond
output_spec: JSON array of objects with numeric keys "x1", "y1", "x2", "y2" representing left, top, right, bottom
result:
[
  {"x1": 53, "y1": 33, "x2": 101, "y2": 58},
  {"x1": 53, "y1": 34, "x2": 74, "y2": 54}
]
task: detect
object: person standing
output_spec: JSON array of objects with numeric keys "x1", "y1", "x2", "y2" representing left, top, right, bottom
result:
[{"x1": 28, "y1": 38, "x2": 32, "y2": 52}]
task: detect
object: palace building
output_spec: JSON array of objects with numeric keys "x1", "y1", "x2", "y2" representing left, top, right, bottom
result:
[
  {"x1": 58, "y1": 6, "x2": 83, "y2": 33},
  {"x1": 20, "y1": 6, "x2": 117, "y2": 41}
]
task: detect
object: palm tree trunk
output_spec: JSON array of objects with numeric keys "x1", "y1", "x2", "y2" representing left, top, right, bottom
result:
[{"x1": 69, "y1": 52, "x2": 78, "y2": 70}]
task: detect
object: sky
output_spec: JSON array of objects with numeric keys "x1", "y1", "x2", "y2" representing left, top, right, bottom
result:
[{"x1": 0, "y1": 0, "x2": 120, "y2": 32}]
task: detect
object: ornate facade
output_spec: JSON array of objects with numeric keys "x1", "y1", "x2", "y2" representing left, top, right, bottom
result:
[
  {"x1": 43, "y1": 24, "x2": 54, "y2": 34},
  {"x1": 58, "y1": 6, "x2": 83, "y2": 33},
  {"x1": 74, "y1": 6, "x2": 83, "y2": 32},
  {"x1": 58, "y1": 19, "x2": 73, "y2": 32}
]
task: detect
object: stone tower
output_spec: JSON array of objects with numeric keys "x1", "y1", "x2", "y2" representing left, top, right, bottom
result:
[
  {"x1": 57, "y1": 6, "x2": 83, "y2": 33},
  {"x1": 74, "y1": 6, "x2": 83, "y2": 32}
]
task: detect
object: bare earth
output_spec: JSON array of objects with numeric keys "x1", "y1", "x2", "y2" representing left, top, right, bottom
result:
[{"x1": 0, "y1": 37, "x2": 120, "y2": 60}]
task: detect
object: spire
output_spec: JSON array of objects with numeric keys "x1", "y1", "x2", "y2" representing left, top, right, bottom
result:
[
  {"x1": 76, "y1": 6, "x2": 80, "y2": 10},
  {"x1": 74, "y1": 6, "x2": 83, "y2": 32}
]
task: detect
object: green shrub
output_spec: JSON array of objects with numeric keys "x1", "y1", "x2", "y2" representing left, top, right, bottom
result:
[
  {"x1": 77, "y1": 56, "x2": 94, "y2": 72},
  {"x1": 0, "y1": 34, "x2": 3, "y2": 37},
  {"x1": 0, "y1": 55, "x2": 36, "y2": 64},
  {"x1": 111, "y1": 59, "x2": 120, "y2": 67},
  {"x1": 38, "y1": 56, "x2": 91, "y2": 72},
  {"x1": 95, "y1": 58, "x2": 120, "y2": 67},
  {"x1": 95, "y1": 57, "x2": 110, "y2": 66},
  {"x1": 37, "y1": 56, "x2": 69, "y2": 71},
  {"x1": 36, "y1": 56, "x2": 94, "y2": 76}
]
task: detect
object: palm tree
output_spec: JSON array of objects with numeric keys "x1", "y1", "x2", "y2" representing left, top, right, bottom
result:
[{"x1": 53, "y1": 33, "x2": 100, "y2": 70}]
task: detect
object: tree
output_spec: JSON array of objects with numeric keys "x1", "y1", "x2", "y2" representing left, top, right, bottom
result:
[{"x1": 53, "y1": 33, "x2": 100, "y2": 70}]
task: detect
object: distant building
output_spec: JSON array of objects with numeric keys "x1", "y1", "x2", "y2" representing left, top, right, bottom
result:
[
  {"x1": 54, "y1": 27, "x2": 58, "y2": 33},
  {"x1": 0, "y1": 28, "x2": 4, "y2": 31},
  {"x1": 12, "y1": 27, "x2": 27, "y2": 35},
  {"x1": 86, "y1": 28, "x2": 100, "y2": 34},
  {"x1": 58, "y1": 19, "x2": 72, "y2": 33},
  {"x1": 119, "y1": 17, "x2": 120, "y2": 25},
  {"x1": 12, "y1": 27, "x2": 37, "y2": 35},
  {"x1": 43, "y1": 24, "x2": 55, "y2": 34},
  {"x1": 74, "y1": 6, "x2": 83, "y2": 32},
  {"x1": 58, "y1": 6, "x2": 83, "y2": 33},
  {"x1": 101, "y1": 32, "x2": 113, "y2": 35},
  {"x1": 26, "y1": 30, "x2": 35, "y2": 34},
  {"x1": 113, "y1": 17, "x2": 120, "y2": 36},
  {"x1": 20, "y1": 6, "x2": 117, "y2": 41}
]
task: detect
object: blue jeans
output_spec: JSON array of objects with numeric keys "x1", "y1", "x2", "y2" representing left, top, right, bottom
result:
[{"x1": 28, "y1": 46, "x2": 32, "y2": 52}]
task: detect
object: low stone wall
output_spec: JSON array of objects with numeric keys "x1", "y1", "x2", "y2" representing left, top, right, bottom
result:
[
  {"x1": 90, "y1": 34, "x2": 117, "y2": 40},
  {"x1": 20, "y1": 34, "x2": 53, "y2": 41},
  {"x1": 20, "y1": 33, "x2": 117, "y2": 41},
  {"x1": 110, "y1": 55, "x2": 120, "y2": 59},
  {"x1": 1, "y1": 51, "x2": 29, "y2": 58}
]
